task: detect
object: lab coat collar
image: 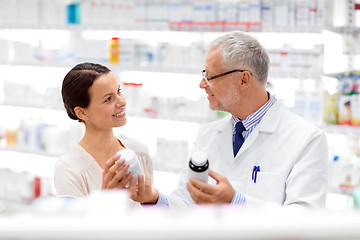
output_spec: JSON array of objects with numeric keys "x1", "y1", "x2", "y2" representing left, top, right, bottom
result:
[
  {"x1": 214, "y1": 114, "x2": 235, "y2": 162},
  {"x1": 214, "y1": 101, "x2": 284, "y2": 133},
  {"x1": 213, "y1": 101, "x2": 285, "y2": 159},
  {"x1": 255, "y1": 100, "x2": 284, "y2": 133},
  {"x1": 237, "y1": 101, "x2": 285, "y2": 156}
]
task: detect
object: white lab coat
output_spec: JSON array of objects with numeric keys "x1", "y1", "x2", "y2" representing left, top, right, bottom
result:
[{"x1": 168, "y1": 101, "x2": 329, "y2": 208}]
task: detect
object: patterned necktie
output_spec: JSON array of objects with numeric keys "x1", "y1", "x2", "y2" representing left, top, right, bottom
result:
[{"x1": 233, "y1": 121, "x2": 245, "y2": 157}]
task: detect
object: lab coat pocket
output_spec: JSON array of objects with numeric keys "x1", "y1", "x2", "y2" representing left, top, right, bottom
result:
[{"x1": 246, "y1": 172, "x2": 285, "y2": 204}]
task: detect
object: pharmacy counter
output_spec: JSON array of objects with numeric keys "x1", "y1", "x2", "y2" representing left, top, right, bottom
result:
[{"x1": 1, "y1": 193, "x2": 360, "y2": 240}]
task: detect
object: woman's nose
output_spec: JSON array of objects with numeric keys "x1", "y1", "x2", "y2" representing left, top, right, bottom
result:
[{"x1": 116, "y1": 94, "x2": 126, "y2": 107}]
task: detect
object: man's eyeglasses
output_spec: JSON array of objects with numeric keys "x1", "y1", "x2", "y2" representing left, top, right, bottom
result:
[{"x1": 201, "y1": 69, "x2": 247, "y2": 83}]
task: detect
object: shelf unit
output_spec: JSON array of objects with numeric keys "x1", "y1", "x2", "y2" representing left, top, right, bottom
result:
[
  {"x1": 0, "y1": 31, "x2": 350, "y2": 161},
  {"x1": 1, "y1": 0, "x2": 359, "y2": 179}
]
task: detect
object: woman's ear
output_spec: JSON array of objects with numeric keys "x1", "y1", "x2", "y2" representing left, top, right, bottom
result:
[{"x1": 74, "y1": 106, "x2": 88, "y2": 121}]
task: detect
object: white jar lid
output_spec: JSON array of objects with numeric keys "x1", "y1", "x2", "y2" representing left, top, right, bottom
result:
[
  {"x1": 117, "y1": 149, "x2": 136, "y2": 164},
  {"x1": 191, "y1": 151, "x2": 207, "y2": 166},
  {"x1": 117, "y1": 148, "x2": 135, "y2": 159}
]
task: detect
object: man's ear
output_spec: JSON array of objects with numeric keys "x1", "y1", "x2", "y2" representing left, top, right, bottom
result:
[
  {"x1": 240, "y1": 71, "x2": 252, "y2": 87},
  {"x1": 74, "y1": 106, "x2": 88, "y2": 121}
]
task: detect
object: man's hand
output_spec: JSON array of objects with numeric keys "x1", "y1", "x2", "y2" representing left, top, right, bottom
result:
[
  {"x1": 128, "y1": 174, "x2": 159, "y2": 204},
  {"x1": 186, "y1": 170, "x2": 235, "y2": 204}
]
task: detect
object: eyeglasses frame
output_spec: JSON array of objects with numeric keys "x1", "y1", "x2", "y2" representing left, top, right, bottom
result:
[{"x1": 201, "y1": 69, "x2": 248, "y2": 83}]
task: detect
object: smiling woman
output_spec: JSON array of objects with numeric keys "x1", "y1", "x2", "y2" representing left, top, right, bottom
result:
[{"x1": 54, "y1": 62, "x2": 153, "y2": 201}]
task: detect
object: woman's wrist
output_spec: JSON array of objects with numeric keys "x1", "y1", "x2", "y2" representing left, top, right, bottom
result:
[{"x1": 143, "y1": 188, "x2": 159, "y2": 204}]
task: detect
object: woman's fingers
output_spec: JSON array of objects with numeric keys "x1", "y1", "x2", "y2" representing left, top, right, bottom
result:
[
  {"x1": 110, "y1": 163, "x2": 130, "y2": 186},
  {"x1": 109, "y1": 159, "x2": 126, "y2": 175},
  {"x1": 137, "y1": 174, "x2": 145, "y2": 194},
  {"x1": 104, "y1": 154, "x2": 121, "y2": 172},
  {"x1": 117, "y1": 171, "x2": 133, "y2": 189},
  {"x1": 128, "y1": 177, "x2": 138, "y2": 199},
  {"x1": 103, "y1": 159, "x2": 124, "y2": 185}
]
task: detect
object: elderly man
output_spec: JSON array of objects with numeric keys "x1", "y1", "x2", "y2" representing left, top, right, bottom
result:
[{"x1": 129, "y1": 31, "x2": 328, "y2": 208}]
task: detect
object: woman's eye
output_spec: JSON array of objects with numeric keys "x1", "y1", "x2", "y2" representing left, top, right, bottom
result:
[
  {"x1": 105, "y1": 96, "x2": 111, "y2": 102},
  {"x1": 117, "y1": 88, "x2": 121, "y2": 94}
]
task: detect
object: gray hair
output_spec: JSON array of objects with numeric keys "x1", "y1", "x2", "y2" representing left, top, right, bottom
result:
[{"x1": 208, "y1": 31, "x2": 270, "y2": 85}]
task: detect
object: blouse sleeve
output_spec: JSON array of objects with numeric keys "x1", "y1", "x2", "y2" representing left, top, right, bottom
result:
[{"x1": 54, "y1": 156, "x2": 89, "y2": 198}]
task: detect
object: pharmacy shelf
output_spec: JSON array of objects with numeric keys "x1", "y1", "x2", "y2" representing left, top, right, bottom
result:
[
  {"x1": 0, "y1": 104, "x2": 217, "y2": 124},
  {"x1": 0, "y1": 24, "x2": 329, "y2": 33},
  {"x1": 0, "y1": 62, "x2": 324, "y2": 81},
  {"x1": 328, "y1": 26, "x2": 360, "y2": 34},
  {"x1": 0, "y1": 147, "x2": 60, "y2": 158},
  {"x1": 0, "y1": 62, "x2": 200, "y2": 75},
  {"x1": 4, "y1": 105, "x2": 360, "y2": 136},
  {"x1": 323, "y1": 124, "x2": 360, "y2": 136}
]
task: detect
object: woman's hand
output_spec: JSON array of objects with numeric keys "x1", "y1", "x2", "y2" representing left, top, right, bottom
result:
[
  {"x1": 128, "y1": 174, "x2": 159, "y2": 204},
  {"x1": 102, "y1": 154, "x2": 133, "y2": 190}
]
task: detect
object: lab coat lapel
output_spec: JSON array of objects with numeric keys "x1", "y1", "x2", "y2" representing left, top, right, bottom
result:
[
  {"x1": 214, "y1": 115, "x2": 234, "y2": 162},
  {"x1": 236, "y1": 101, "x2": 284, "y2": 157}
]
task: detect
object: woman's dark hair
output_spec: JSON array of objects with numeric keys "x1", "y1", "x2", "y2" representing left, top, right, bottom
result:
[{"x1": 61, "y1": 62, "x2": 111, "y2": 122}]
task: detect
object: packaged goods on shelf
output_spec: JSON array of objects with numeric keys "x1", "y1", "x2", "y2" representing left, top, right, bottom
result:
[
  {"x1": 316, "y1": 0, "x2": 327, "y2": 27},
  {"x1": 0, "y1": 0, "x2": 65, "y2": 28},
  {"x1": 66, "y1": 1, "x2": 81, "y2": 24},
  {"x1": 0, "y1": 168, "x2": 53, "y2": 203},
  {"x1": 323, "y1": 92, "x2": 338, "y2": 125},
  {"x1": 147, "y1": 0, "x2": 169, "y2": 23},
  {"x1": 308, "y1": 88, "x2": 323, "y2": 125},
  {"x1": 337, "y1": 72, "x2": 356, "y2": 94},
  {"x1": 354, "y1": 188, "x2": 360, "y2": 208},
  {"x1": 121, "y1": 81, "x2": 220, "y2": 123},
  {"x1": 0, "y1": 110, "x2": 84, "y2": 156},
  {"x1": 217, "y1": 0, "x2": 237, "y2": 23},
  {"x1": 74, "y1": 39, "x2": 107, "y2": 64},
  {"x1": 121, "y1": 82, "x2": 145, "y2": 117},
  {"x1": 0, "y1": 0, "x2": 17, "y2": 27},
  {"x1": 0, "y1": 30, "x2": 324, "y2": 79},
  {"x1": 295, "y1": 0, "x2": 311, "y2": 27},
  {"x1": 328, "y1": 134, "x2": 360, "y2": 193},
  {"x1": 5, "y1": 129, "x2": 17, "y2": 148},
  {"x1": 2, "y1": 80, "x2": 63, "y2": 110},
  {"x1": 329, "y1": 155, "x2": 359, "y2": 194},
  {"x1": 0, "y1": 127, "x2": 5, "y2": 149},
  {"x1": 292, "y1": 79, "x2": 323, "y2": 125},
  {"x1": 260, "y1": 0, "x2": 274, "y2": 31},
  {"x1": 273, "y1": 0, "x2": 289, "y2": 28},
  {"x1": 356, "y1": 1, "x2": 360, "y2": 27},
  {"x1": 324, "y1": 71, "x2": 360, "y2": 126},
  {"x1": 108, "y1": 37, "x2": 120, "y2": 65},
  {"x1": 0, "y1": 39, "x2": 10, "y2": 64},
  {"x1": 39, "y1": 0, "x2": 65, "y2": 27},
  {"x1": 155, "y1": 137, "x2": 189, "y2": 172},
  {"x1": 338, "y1": 94, "x2": 352, "y2": 126},
  {"x1": 0, "y1": 0, "x2": 331, "y2": 31},
  {"x1": 268, "y1": 44, "x2": 323, "y2": 79},
  {"x1": 17, "y1": 0, "x2": 39, "y2": 27},
  {"x1": 351, "y1": 94, "x2": 360, "y2": 126}
]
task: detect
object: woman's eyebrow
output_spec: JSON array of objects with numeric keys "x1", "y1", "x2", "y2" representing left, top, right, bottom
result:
[{"x1": 102, "y1": 92, "x2": 113, "y2": 99}]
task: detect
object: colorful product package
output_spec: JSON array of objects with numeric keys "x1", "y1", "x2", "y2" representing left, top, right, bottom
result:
[
  {"x1": 338, "y1": 94, "x2": 352, "y2": 125},
  {"x1": 351, "y1": 94, "x2": 360, "y2": 126},
  {"x1": 323, "y1": 92, "x2": 338, "y2": 125}
]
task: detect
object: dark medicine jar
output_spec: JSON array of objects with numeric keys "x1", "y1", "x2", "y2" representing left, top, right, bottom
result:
[{"x1": 188, "y1": 151, "x2": 209, "y2": 183}]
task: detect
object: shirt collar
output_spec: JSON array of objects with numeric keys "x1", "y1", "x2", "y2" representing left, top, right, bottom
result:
[{"x1": 232, "y1": 92, "x2": 276, "y2": 131}]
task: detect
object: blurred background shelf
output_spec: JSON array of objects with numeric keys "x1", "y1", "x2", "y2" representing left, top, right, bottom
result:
[{"x1": 0, "y1": 0, "x2": 360, "y2": 210}]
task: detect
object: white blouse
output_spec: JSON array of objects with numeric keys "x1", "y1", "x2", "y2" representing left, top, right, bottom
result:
[{"x1": 54, "y1": 138, "x2": 153, "y2": 198}]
